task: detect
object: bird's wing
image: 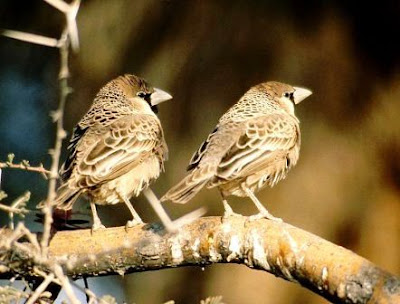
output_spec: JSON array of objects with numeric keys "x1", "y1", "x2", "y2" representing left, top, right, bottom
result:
[
  {"x1": 161, "y1": 123, "x2": 238, "y2": 204},
  {"x1": 187, "y1": 126, "x2": 220, "y2": 171},
  {"x1": 216, "y1": 114, "x2": 299, "y2": 179},
  {"x1": 60, "y1": 125, "x2": 89, "y2": 181},
  {"x1": 68, "y1": 114, "x2": 166, "y2": 188}
]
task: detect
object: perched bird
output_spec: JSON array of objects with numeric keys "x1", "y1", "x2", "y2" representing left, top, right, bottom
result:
[
  {"x1": 48, "y1": 74, "x2": 172, "y2": 229},
  {"x1": 161, "y1": 81, "x2": 311, "y2": 221}
]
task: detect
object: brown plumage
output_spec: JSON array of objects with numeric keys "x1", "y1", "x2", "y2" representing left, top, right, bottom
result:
[
  {"x1": 48, "y1": 74, "x2": 172, "y2": 229},
  {"x1": 161, "y1": 81, "x2": 311, "y2": 220}
]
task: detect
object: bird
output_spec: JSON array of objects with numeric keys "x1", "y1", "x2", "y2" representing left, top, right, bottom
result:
[
  {"x1": 161, "y1": 81, "x2": 311, "y2": 221},
  {"x1": 46, "y1": 74, "x2": 172, "y2": 230}
]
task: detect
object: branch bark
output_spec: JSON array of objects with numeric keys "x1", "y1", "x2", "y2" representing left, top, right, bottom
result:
[{"x1": 1, "y1": 216, "x2": 399, "y2": 303}]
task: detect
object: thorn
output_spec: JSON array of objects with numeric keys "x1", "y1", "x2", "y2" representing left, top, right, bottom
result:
[
  {"x1": 0, "y1": 190, "x2": 7, "y2": 201},
  {"x1": 7, "y1": 153, "x2": 15, "y2": 165},
  {"x1": 1, "y1": 29, "x2": 59, "y2": 48},
  {"x1": 50, "y1": 110, "x2": 61, "y2": 122},
  {"x1": 66, "y1": 87, "x2": 74, "y2": 95},
  {"x1": 12, "y1": 191, "x2": 31, "y2": 210},
  {"x1": 21, "y1": 160, "x2": 30, "y2": 168},
  {"x1": 67, "y1": 0, "x2": 81, "y2": 53}
]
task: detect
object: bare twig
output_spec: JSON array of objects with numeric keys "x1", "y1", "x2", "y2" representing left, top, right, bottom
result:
[
  {"x1": 0, "y1": 285, "x2": 30, "y2": 303},
  {"x1": 1, "y1": 7, "x2": 79, "y2": 254},
  {"x1": 69, "y1": 280, "x2": 112, "y2": 304},
  {"x1": 40, "y1": 28, "x2": 71, "y2": 257},
  {"x1": 1, "y1": 222, "x2": 41, "y2": 254},
  {"x1": 0, "y1": 203, "x2": 26, "y2": 214},
  {"x1": 0, "y1": 190, "x2": 30, "y2": 220},
  {"x1": 4, "y1": 191, "x2": 31, "y2": 229},
  {"x1": 0, "y1": 223, "x2": 82, "y2": 302},
  {"x1": 53, "y1": 264, "x2": 80, "y2": 304},
  {"x1": 25, "y1": 272, "x2": 54, "y2": 304},
  {"x1": 0, "y1": 154, "x2": 50, "y2": 179},
  {"x1": 38, "y1": 1, "x2": 80, "y2": 256},
  {"x1": 1, "y1": 29, "x2": 59, "y2": 47},
  {"x1": 44, "y1": 0, "x2": 81, "y2": 52},
  {"x1": 0, "y1": 1, "x2": 84, "y2": 302}
]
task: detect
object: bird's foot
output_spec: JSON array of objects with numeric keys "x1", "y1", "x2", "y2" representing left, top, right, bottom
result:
[
  {"x1": 91, "y1": 222, "x2": 106, "y2": 233},
  {"x1": 248, "y1": 211, "x2": 283, "y2": 223},
  {"x1": 221, "y1": 199, "x2": 242, "y2": 222},
  {"x1": 125, "y1": 219, "x2": 143, "y2": 230},
  {"x1": 222, "y1": 209, "x2": 243, "y2": 221}
]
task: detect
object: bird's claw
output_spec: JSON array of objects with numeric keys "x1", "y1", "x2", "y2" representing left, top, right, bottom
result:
[
  {"x1": 125, "y1": 219, "x2": 142, "y2": 230},
  {"x1": 91, "y1": 223, "x2": 106, "y2": 233},
  {"x1": 222, "y1": 210, "x2": 244, "y2": 222}
]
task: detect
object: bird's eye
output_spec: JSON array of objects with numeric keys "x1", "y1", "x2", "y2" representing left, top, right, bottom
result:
[
  {"x1": 284, "y1": 92, "x2": 294, "y2": 102},
  {"x1": 137, "y1": 92, "x2": 146, "y2": 98}
]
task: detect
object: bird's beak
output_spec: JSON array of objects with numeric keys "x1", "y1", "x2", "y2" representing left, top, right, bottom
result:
[
  {"x1": 151, "y1": 88, "x2": 173, "y2": 106},
  {"x1": 293, "y1": 87, "x2": 312, "y2": 104}
]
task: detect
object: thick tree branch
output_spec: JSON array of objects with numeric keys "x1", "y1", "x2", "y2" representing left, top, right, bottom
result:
[{"x1": 1, "y1": 216, "x2": 399, "y2": 303}]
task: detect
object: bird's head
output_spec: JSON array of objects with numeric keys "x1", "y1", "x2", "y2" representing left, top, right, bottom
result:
[
  {"x1": 118, "y1": 74, "x2": 172, "y2": 114},
  {"x1": 258, "y1": 81, "x2": 312, "y2": 116}
]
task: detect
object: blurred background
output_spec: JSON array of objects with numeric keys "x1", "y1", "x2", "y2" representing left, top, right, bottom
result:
[{"x1": 0, "y1": 0, "x2": 399, "y2": 303}]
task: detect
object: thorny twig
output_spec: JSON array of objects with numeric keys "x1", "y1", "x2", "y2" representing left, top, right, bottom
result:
[
  {"x1": 0, "y1": 203, "x2": 28, "y2": 215},
  {"x1": 24, "y1": 272, "x2": 54, "y2": 304},
  {"x1": 1, "y1": 6, "x2": 77, "y2": 256},
  {"x1": 44, "y1": 0, "x2": 81, "y2": 52},
  {"x1": 53, "y1": 264, "x2": 80, "y2": 304},
  {"x1": 0, "y1": 223, "x2": 82, "y2": 303},
  {"x1": 0, "y1": 191, "x2": 31, "y2": 229},
  {"x1": 70, "y1": 280, "x2": 113, "y2": 304},
  {"x1": 1, "y1": 222, "x2": 41, "y2": 253},
  {"x1": 1, "y1": 30, "x2": 59, "y2": 48},
  {"x1": 0, "y1": 156, "x2": 50, "y2": 179},
  {"x1": 0, "y1": 286, "x2": 30, "y2": 303},
  {"x1": 41, "y1": 27, "x2": 71, "y2": 258},
  {"x1": 1, "y1": 1, "x2": 81, "y2": 302}
]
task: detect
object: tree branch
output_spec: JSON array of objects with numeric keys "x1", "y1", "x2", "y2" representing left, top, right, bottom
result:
[
  {"x1": 0, "y1": 162, "x2": 50, "y2": 178},
  {"x1": 1, "y1": 216, "x2": 399, "y2": 303},
  {"x1": 40, "y1": 27, "x2": 72, "y2": 257}
]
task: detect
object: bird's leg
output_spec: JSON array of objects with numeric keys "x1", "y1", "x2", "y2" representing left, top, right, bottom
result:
[
  {"x1": 122, "y1": 197, "x2": 143, "y2": 228},
  {"x1": 242, "y1": 185, "x2": 282, "y2": 222},
  {"x1": 90, "y1": 201, "x2": 105, "y2": 230},
  {"x1": 219, "y1": 190, "x2": 241, "y2": 219}
]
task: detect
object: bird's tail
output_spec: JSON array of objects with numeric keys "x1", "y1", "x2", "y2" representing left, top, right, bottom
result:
[
  {"x1": 161, "y1": 167, "x2": 214, "y2": 204},
  {"x1": 37, "y1": 183, "x2": 81, "y2": 210}
]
